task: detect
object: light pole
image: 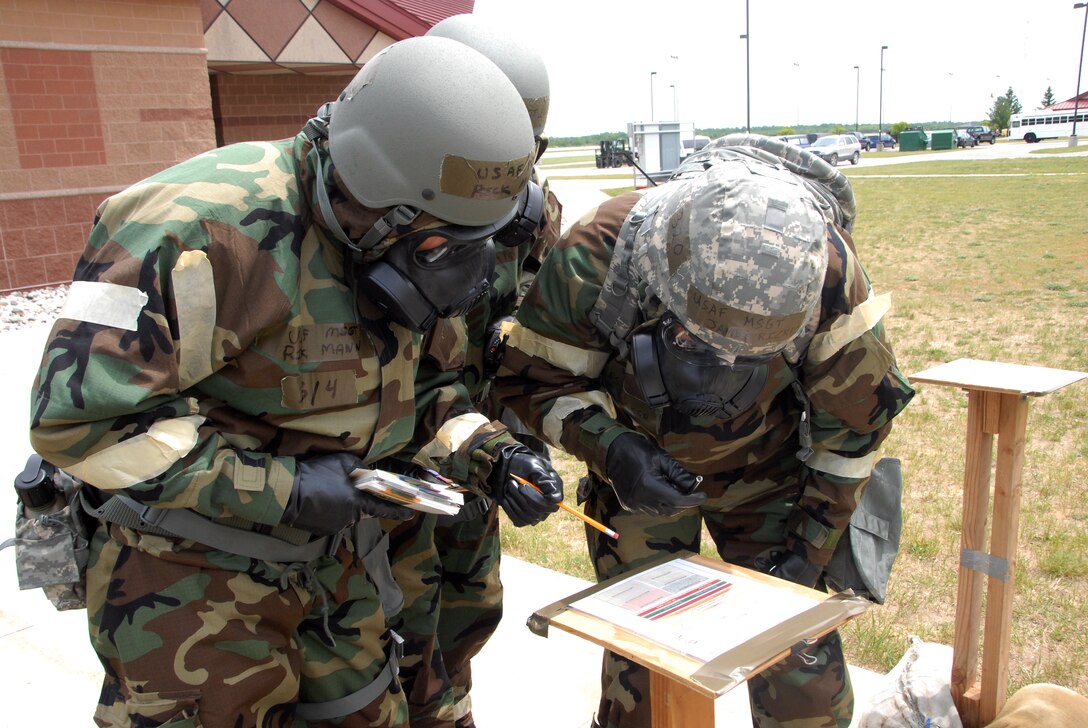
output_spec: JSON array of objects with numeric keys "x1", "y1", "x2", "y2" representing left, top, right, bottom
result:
[
  {"x1": 670, "y1": 84, "x2": 677, "y2": 120},
  {"x1": 878, "y1": 45, "x2": 888, "y2": 150},
  {"x1": 853, "y1": 65, "x2": 860, "y2": 132},
  {"x1": 948, "y1": 72, "x2": 954, "y2": 124},
  {"x1": 740, "y1": 0, "x2": 750, "y2": 132},
  {"x1": 793, "y1": 62, "x2": 801, "y2": 127},
  {"x1": 649, "y1": 70, "x2": 657, "y2": 120},
  {"x1": 1073, "y1": 2, "x2": 1087, "y2": 144}
]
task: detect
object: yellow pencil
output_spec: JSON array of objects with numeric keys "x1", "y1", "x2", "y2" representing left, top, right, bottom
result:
[{"x1": 511, "y1": 474, "x2": 619, "y2": 541}]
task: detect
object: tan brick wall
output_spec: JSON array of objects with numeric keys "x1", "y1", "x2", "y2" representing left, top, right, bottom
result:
[
  {"x1": 0, "y1": 0, "x2": 215, "y2": 291},
  {"x1": 214, "y1": 73, "x2": 352, "y2": 146},
  {"x1": 0, "y1": 0, "x2": 204, "y2": 48}
]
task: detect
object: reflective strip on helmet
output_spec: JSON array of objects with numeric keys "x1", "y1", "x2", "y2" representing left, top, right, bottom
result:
[
  {"x1": 806, "y1": 449, "x2": 879, "y2": 479},
  {"x1": 806, "y1": 291, "x2": 892, "y2": 364},
  {"x1": 430, "y1": 412, "x2": 493, "y2": 457},
  {"x1": 64, "y1": 415, "x2": 205, "y2": 490},
  {"x1": 173, "y1": 250, "x2": 217, "y2": 389},
  {"x1": 59, "y1": 281, "x2": 148, "y2": 331},
  {"x1": 543, "y1": 391, "x2": 617, "y2": 446},
  {"x1": 505, "y1": 323, "x2": 611, "y2": 377},
  {"x1": 440, "y1": 153, "x2": 534, "y2": 201}
]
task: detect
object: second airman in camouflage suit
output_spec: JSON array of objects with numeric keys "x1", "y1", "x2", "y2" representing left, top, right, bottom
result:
[
  {"x1": 28, "y1": 37, "x2": 548, "y2": 728},
  {"x1": 386, "y1": 16, "x2": 563, "y2": 728},
  {"x1": 496, "y1": 135, "x2": 915, "y2": 727}
]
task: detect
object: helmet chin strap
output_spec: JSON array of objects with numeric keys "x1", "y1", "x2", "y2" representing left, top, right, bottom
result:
[{"x1": 303, "y1": 104, "x2": 419, "y2": 256}]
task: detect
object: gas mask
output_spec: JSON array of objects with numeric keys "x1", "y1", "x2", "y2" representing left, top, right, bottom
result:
[
  {"x1": 493, "y1": 180, "x2": 545, "y2": 248},
  {"x1": 631, "y1": 313, "x2": 770, "y2": 419},
  {"x1": 357, "y1": 224, "x2": 496, "y2": 333}
]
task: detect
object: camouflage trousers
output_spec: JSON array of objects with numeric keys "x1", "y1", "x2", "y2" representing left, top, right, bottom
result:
[
  {"x1": 385, "y1": 498, "x2": 502, "y2": 728},
  {"x1": 86, "y1": 521, "x2": 407, "y2": 728},
  {"x1": 583, "y1": 469, "x2": 853, "y2": 728}
]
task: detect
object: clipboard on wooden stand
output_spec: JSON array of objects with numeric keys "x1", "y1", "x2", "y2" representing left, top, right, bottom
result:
[
  {"x1": 909, "y1": 358, "x2": 1087, "y2": 727},
  {"x1": 528, "y1": 554, "x2": 870, "y2": 728}
]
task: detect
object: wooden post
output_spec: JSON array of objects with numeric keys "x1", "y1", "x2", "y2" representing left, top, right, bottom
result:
[
  {"x1": 650, "y1": 671, "x2": 716, "y2": 727},
  {"x1": 909, "y1": 359, "x2": 1086, "y2": 727}
]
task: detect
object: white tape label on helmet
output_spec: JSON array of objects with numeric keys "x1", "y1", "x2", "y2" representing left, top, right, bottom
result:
[
  {"x1": 440, "y1": 153, "x2": 534, "y2": 200},
  {"x1": 59, "y1": 281, "x2": 149, "y2": 331}
]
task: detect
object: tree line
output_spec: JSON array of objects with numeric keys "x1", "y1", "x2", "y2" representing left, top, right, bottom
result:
[{"x1": 550, "y1": 86, "x2": 1055, "y2": 147}]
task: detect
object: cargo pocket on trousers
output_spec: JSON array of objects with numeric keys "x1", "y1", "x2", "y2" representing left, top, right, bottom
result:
[{"x1": 117, "y1": 692, "x2": 203, "y2": 727}]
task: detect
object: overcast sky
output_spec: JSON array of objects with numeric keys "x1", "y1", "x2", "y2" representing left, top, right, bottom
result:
[{"x1": 471, "y1": 0, "x2": 1087, "y2": 136}]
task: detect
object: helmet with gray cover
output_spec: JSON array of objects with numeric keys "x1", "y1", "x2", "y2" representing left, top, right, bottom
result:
[
  {"x1": 328, "y1": 36, "x2": 535, "y2": 227},
  {"x1": 426, "y1": 14, "x2": 550, "y2": 138},
  {"x1": 634, "y1": 157, "x2": 829, "y2": 361}
]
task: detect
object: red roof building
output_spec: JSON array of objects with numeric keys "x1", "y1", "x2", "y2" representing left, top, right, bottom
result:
[
  {"x1": 1045, "y1": 90, "x2": 1088, "y2": 111},
  {"x1": 0, "y1": 0, "x2": 473, "y2": 291}
]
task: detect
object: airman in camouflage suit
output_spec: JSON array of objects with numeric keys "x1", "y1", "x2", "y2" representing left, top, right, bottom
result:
[
  {"x1": 28, "y1": 37, "x2": 547, "y2": 728},
  {"x1": 496, "y1": 136, "x2": 915, "y2": 727},
  {"x1": 386, "y1": 16, "x2": 563, "y2": 728}
]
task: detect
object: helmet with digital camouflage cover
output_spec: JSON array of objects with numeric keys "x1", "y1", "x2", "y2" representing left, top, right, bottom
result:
[
  {"x1": 634, "y1": 156, "x2": 829, "y2": 361},
  {"x1": 426, "y1": 14, "x2": 550, "y2": 138},
  {"x1": 694, "y1": 132, "x2": 856, "y2": 231},
  {"x1": 327, "y1": 36, "x2": 535, "y2": 227}
]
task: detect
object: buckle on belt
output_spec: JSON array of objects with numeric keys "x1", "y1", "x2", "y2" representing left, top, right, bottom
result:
[{"x1": 136, "y1": 503, "x2": 169, "y2": 529}]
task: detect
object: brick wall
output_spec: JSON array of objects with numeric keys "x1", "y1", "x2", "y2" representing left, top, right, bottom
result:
[
  {"x1": 213, "y1": 73, "x2": 352, "y2": 146},
  {"x1": 0, "y1": 0, "x2": 215, "y2": 292}
]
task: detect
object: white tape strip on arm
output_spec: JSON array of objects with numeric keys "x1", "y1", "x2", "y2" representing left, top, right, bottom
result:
[
  {"x1": 807, "y1": 291, "x2": 891, "y2": 364},
  {"x1": 172, "y1": 250, "x2": 217, "y2": 389},
  {"x1": 59, "y1": 281, "x2": 149, "y2": 331},
  {"x1": 64, "y1": 414, "x2": 206, "y2": 491},
  {"x1": 806, "y1": 449, "x2": 879, "y2": 479},
  {"x1": 505, "y1": 323, "x2": 611, "y2": 378},
  {"x1": 543, "y1": 391, "x2": 617, "y2": 446}
]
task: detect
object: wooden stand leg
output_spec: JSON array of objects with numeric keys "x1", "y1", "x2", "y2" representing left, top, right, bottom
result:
[
  {"x1": 951, "y1": 390, "x2": 997, "y2": 727},
  {"x1": 650, "y1": 670, "x2": 715, "y2": 727},
  {"x1": 979, "y1": 394, "x2": 1028, "y2": 725}
]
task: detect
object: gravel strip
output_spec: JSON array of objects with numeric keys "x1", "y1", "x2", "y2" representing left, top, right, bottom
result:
[{"x1": 0, "y1": 285, "x2": 69, "y2": 333}]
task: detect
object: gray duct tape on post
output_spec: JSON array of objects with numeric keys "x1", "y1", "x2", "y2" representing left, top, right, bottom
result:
[{"x1": 960, "y1": 548, "x2": 1009, "y2": 582}]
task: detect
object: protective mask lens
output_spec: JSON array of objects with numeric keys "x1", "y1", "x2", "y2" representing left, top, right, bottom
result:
[
  {"x1": 661, "y1": 316, "x2": 727, "y2": 365},
  {"x1": 655, "y1": 314, "x2": 769, "y2": 419}
]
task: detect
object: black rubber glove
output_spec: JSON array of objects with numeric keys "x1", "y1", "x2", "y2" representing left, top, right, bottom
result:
[
  {"x1": 754, "y1": 546, "x2": 823, "y2": 589},
  {"x1": 603, "y1": 432, "x2": 707, "y2": 516},
  {"x1": 283, "y1": 453, "x2": 414, "y2": 535},
  {"x1": 489, "y1": 442, "x2": 563, "y2": 527}
]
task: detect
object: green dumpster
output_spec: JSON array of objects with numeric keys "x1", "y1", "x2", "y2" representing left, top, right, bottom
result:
[
  {"x1": 900, "y1": 130, "x2": 927, "y2": 151},
  {"x1": 930, "y1": 130, "x2": 954, "y2": 150}
]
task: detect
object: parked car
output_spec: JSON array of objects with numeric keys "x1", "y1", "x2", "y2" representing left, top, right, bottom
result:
[
  {"x1": 680, "y1": 134, "x2": 711, "y2": 160},
  {"x1": 965, "y1": 125, "x2": 997, "y2": 144},
  {"x1": 846, "y1": 131, "x2": 871, "y2": 151},
  {"x1": 863, "y1": 132, "x2": 896, "y2": 149},
  {"x1": 955, "y1": 129, "x2": 978, "y2": 148},
  {"x1": 807, "y1": 134, "x2": 861, "y2": 166}
]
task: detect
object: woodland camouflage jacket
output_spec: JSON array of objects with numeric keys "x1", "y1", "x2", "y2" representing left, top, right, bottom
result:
[
  {"x1": 495, "y1": 191, "x2": 915, "y2": 565},
  {"x1": 29, "y1": 133, "x2": 511, "y2": 526}
]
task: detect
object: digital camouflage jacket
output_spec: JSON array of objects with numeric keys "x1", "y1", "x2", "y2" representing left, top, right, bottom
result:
[
  {"x1": 495, "y1": 191, "x2": 915, "y2": 565},
  {"x1": 30, "y1": 132, "x2": 510, "y2": 526}
]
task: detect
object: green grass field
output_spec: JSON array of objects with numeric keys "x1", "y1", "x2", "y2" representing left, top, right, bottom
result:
[{"x1": 500, "y1": 155, "x2": 1088, "y2": 696}]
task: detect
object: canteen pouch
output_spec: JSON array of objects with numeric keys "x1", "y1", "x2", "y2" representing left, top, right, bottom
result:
[
  {"x1": 5, "y1": 457, "x2": 89, "y2": 610},
  {"x1": 824, "y1": 456, "x2": 903, "y2": 604}
]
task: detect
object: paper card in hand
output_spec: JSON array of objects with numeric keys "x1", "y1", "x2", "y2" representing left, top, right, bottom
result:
[{"x1": 352, "y1": 468, "x2": 464, "y2": 516}]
